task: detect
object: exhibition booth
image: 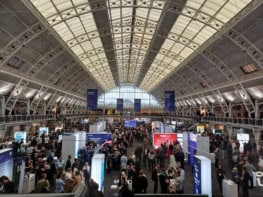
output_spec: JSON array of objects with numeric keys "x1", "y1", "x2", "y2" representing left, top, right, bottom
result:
[
  {"x1": 193, "y1": 155, "x2": 212, "y2": 197},
  {"x1": 89, "y1": 120, "x2": 106, "y2": 133},
  {"x1": 152, "y1": 133, "x2": 177, "y2": 148},
  {"x1": 62, "y1": 131, "x2": 86, "y2": 159}
]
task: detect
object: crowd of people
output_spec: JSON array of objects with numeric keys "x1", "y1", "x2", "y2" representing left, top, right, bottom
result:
[{"x1": 0, "y1": 121, "x2": 262, "y2": 197}]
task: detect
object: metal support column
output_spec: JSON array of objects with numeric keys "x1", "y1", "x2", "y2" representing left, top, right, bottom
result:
[
  {"x1": 229, "y1": 103, "x2": 232, "y2": 117},
  {"x1": 1, "y1": 96, "x2": 5, "y2": 115},
  {"x1": 27, "y1": 99, "x2": 30, "y2": 115},
  {"x1": 255, "y1": 100, "x2": 259, "y2": 119}
]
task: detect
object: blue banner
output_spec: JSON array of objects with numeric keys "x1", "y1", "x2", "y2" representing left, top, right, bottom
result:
[
  {"x1": 193, "y1": 156, "x2": 202, "y2": 194},
  {"x1": 116, "y1": 99, "x2": 123, "y2": 112},
  {"x1": 164, "y1": 91, "x2": 175, "y2": 112},
  {"x1": 134, "y1": 99, "x2": 141, "y2": 112},
  {"x1": 86, "y1": 133, "x2": 112, "y2": 145},
  {"x1": 87, "y1": 89, "x2": 98, "y2": 110}
]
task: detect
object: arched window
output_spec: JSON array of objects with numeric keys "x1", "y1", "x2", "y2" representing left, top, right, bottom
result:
[{"x1": 98, "y1": 84, "x2": 161, "y2": 108}]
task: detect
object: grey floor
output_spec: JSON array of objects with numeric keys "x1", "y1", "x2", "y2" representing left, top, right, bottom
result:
[{"x1": 104, "y1": 140, "x2": 263, "y2": 197}]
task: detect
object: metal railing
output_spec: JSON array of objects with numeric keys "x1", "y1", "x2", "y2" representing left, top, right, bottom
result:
[
  {"x1": 0, "y1": 114, "x2": 54, "y2": 124},
  {"x1": 0, "y1": 184, "x2": 87, "y2": 197},
  {"x1": 61, "y1": 112, "x2": 263, "y2": 128}
]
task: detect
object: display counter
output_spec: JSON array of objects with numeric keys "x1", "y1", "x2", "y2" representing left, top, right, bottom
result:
[
  {"x1": 23, "y1": 173, "x2": 36, "y2": 193},
  {"x1": 222, "y1": 179, "x2": 238, "y2": 197}
]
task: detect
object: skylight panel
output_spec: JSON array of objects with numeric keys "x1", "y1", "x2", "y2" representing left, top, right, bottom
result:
[{"x1": 53, "y1": 0, "x2": 73, "y2": 12}]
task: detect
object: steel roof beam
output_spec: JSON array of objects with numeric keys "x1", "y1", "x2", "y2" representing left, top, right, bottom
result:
[{"x1": 136, "y1": 0, "x2": 186, "y2": 86}]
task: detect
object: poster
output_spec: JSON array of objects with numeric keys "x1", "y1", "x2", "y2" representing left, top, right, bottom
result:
[
  {"x1": 116, "y1": 99, "x2": 123, "y2": 112},
  {"x1": 164, "y1": 91, "x2": 175, "y2": 112},
  {"x1": 87, "y1": 89, "x2": 98, "y2": 110},
  {"x1": 153, "y1": 133, "x2": 177, "y2": 148},
  {"x1": 134, "y1": 99, "x2": 141, "y2": 112}
]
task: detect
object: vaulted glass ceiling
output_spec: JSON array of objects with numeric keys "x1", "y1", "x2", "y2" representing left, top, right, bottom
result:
[{"x1": 29, "y1": 0, "x2": 251, "y2": 92}]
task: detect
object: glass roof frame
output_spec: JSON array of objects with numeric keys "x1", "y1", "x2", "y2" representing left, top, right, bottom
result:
[
  {"x1": 29, "y1": 0, "x2": 252, "y2": 92},
  {"x1": 140, "y1": 0, "x2": 252, "y2": 90}
]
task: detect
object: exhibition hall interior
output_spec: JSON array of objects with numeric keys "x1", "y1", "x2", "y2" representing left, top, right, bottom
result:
[{"x1": 1, "y1": 0, "x2": 263, "y2": 197}]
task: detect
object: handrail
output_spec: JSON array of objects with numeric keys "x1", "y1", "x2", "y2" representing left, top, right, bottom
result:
[
  {"x1": 0, "y1": 184, "x2": 87, "y2": 197},
  {"x1": 0, "y1": 114, "x2": 55, "y2": 124},
  {"x1": 61, "y1": 113, "x2": 263, "y2": 128}
]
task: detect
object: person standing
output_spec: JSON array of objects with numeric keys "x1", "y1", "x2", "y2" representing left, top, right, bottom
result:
[
  {"x1": 55, "y1": 174, "x2": 65, "y2": 193},
  {"x1": 216, "y1": 164, "x2": 226, "y2": 192},
  {"x1": 83, "y1": 161, "x2": 91, "y2": 186},
  {"x1": 135, "y1": 169, "x2": 148, "y2": 193},
  {"x1": 244, "y1": 159, "x2": 256, "y2": 188},
  {"x1": 151, "y1": 164, "x2": 159, "y2": 193},
  {"x1": 241, "y1": 167, "x2": 250, "y2": 197},
  {"x1": 0, "y1": 176, "x2": 15, "y2": 193}
]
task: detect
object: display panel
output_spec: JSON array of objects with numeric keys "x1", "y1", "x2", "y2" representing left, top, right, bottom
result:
[
  {"x1": 188, "y1": 133, "x2": 197, "y2": 165},
  {"x1": 193, "y1": 156, "x2": 202, "y2": 194},
  {"x1": 39, "y1": 127, "x2": 49, "y2": 136},
  {"x1": 87, "y1": 89, "x2": 98, "y2": 110},
  {"x1": 153, "y1": 133, "x2": 177, "y2": 148},
  {"x1": 237, "y1": 133, "x2": 249, "y2": 152},
  {"x1": 14, "y1": 131, "x2": 27, "y2": 144},
  {"x1": 197, "y1": 125, "x2": 205, "y2": 134},
  {"x1": 86, "y1": 133, "x2": 112, "y2": 145},
  {"x1": 91, "y1": 154, "x2": 105, "y2": 192},
  {"x1": 213, "y1": 129, "x2": 222, "y2": 135},
  {"x1": 193, "y1": 155, "x2": 212, "y2": 197},
  {"x1": 0, "y1": 149, "x2": 14, "y2": 181},
  {"x1": 124, "y1": 120, "x2": 137, "y2": 128}
]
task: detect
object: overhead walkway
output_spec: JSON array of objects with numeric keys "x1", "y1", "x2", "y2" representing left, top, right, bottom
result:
[
  {"x1": 0, "y1": 114, "x2": 54, "y2": 126},
  {"x1": 0, "y1": 113, "x2": 262, "y2": 129},
  {"x1": 61, "y1": 113, "x2": 263, "y2": 129}
]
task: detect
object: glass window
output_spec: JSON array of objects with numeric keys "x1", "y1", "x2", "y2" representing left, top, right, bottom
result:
[{"x1": 98, "y1": 84, "x2": 161, "y2": 108}]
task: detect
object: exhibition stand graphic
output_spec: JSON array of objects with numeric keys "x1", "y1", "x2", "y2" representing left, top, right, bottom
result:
[
  {"x1": 153, "y1": 133, "x2": 177, "y2": 148},
  {"x1": 91, "y1": 154, "x2": 105, "y2": 191},
  {"x1": 193, "y1": 155, "x2": 212, "y2": 197}
]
